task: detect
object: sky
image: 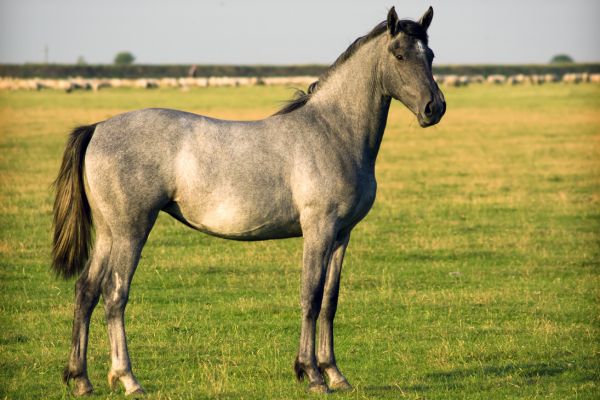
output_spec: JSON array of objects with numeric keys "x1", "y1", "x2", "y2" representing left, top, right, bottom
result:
[{"x1": 0, "y1": 0, "x2": 599, "y2": 65}]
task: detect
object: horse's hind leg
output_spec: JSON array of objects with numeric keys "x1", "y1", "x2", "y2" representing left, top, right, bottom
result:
[
  {"x1": 102, "y1": 217, "x2": 156, "y2": 396},
  {"x1": 317, "y1": 232, "x2": 352, "y2": 391},
  {"x1": 64, "y1": 229, "x2": 111, "y2": 396}
]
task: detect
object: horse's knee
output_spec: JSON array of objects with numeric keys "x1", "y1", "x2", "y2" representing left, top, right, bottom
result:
[
  {"x1": 320, "y1": 303, "x2": 337, "y2": 322},
  {"x1": 301, "y1": 305, "x2": 321, "y2": 324},
  {"x1": 301, "y1": 288, "x2": 325, "y2": 317}
]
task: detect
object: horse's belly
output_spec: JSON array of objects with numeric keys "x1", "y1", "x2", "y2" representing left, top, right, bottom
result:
[{"x1": 166, "y1": 195, "x2": 301, "y2": 241}]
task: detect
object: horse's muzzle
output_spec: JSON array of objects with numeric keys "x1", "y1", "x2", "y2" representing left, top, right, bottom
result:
[
  {"x1": 418, "y1": 92, "x2": 446, "y2": 127},
  {"x1": 418, "y1": 98, "x2": 446, "y2": 127}
]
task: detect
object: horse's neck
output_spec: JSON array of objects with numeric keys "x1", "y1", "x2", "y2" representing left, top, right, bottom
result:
[{"x1": 308, "y1": 37, "x2": 390, "y2": 166}]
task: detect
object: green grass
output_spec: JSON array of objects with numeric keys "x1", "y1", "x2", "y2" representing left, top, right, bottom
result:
[{"x1": 0, "y1": 84, "x2": 599, "y2": 399}]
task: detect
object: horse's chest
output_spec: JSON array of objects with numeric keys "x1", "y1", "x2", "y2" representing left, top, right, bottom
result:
[{"x1": 335, "y1": 175, "x2": 377, "y2": 225}]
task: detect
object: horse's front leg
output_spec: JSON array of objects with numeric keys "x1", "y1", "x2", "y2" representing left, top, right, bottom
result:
[
  {"x1": 294, "y1": 215, "x2": 337, "y2": 393},
  {"x1": 317, "y1": 232, "x2": 352, "y2": 391}
]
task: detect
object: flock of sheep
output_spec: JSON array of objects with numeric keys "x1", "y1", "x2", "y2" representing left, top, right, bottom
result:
[
  {"x1": 437, "y1": 72, "x2": 600, "y2": 87},
  {"x1": 0, "y1": 76, "x2": 316, "y2": 91},
  {"x1": 0, "y1": 73, "x2": 598, "y2": 92}
]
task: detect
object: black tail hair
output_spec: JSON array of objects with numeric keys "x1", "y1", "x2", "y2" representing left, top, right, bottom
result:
[{"x1": 51, "y1": 124, "x2": 96, "y2": 279}]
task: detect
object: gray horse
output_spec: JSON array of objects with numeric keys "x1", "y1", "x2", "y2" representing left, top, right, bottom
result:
[{"x1": 52, "y1": 6, "x2": 445, "y2": 396}]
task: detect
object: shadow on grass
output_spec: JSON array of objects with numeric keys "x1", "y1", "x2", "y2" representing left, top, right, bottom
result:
[
  {"x1": 425, "y1": 362, "x2": 568, "y2": 380},
  {"x1": 364, "y1": 363, "x2": 571, "y2": 395},
  {"x1": 398, "y1": 249, "x2": 502, "y2": 263},
  {"x1": 363, "y1": 385, "x2": 406, "y2": 395}
]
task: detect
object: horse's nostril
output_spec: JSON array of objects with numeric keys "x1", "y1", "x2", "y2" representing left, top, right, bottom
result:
[
  {"x1": 441, "y1": 100, "x2": 446, "y2": 115},
  {"x1": 424, "y1": 101, "x2": 433, "y2": 117}
]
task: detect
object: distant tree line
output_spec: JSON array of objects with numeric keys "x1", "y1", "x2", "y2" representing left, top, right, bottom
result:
[{"x1": 0, "y1": 63, "x2": 598, "y2": 79}]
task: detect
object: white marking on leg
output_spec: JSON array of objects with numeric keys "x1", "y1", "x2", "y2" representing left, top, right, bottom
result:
[{"x1": 113, "y1": 272, "x2": 122, "y2": 301}]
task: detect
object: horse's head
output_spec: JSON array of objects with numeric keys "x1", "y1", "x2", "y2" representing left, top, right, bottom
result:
[{"x1": 380, "y1": 6, "x2": 445, "y2": 127}]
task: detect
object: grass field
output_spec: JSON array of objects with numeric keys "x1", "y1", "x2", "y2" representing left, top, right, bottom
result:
[{"x1": 0, "y1": 84, "x2": 599, "y2": 399}]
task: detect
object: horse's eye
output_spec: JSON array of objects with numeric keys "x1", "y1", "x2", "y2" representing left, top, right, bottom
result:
[{"x1": 395, "y1": 54, "x2": 404, "y2": 61}]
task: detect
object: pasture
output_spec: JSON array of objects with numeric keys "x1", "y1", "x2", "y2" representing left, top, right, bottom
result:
[{"x1": 0, "y1": 84, "x2": 598, "y2": 399}]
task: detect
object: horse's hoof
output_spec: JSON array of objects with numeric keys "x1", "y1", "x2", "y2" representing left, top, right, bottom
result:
[
  {"x1": 126, "y1": 387, "x2": 146, "y2": 397},
  {"x1": 108, "y1": 370, "x2": 145, "y2": 396},
  {"x1": 73, "y1": 388, "x2": 93, "y2": 397},
  {"x1": 329, "y1": 379, "x2": 353, "y2": 391},
  {"x1": 72, "y1": 378, "x2": 94, "y2": 396},
  {"x1": 308, "y1": 382, "x2": 330, "y2": 394}
]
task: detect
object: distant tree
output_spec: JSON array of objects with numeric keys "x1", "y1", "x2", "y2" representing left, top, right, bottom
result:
[
  {"x1": 76, "y1": 56, "x2": 87, "y2": 65},
  {"x1": 114, "y1": 51, "x2": 135, "y2": 65},
  {"x1": 550, "y1": 54, "x2": 574, "y2": 64}
]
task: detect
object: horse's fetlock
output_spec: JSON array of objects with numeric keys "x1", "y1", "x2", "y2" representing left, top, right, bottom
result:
[
  {"x1": 317, "y1": 360, "x2": 333, "y2": 373},
  {"x1": 109, "y1": 367, "x2": 128, "y2": 378},
  {"x1": 63, "y1": 364, "x2": 86, "y2": 384},
  {"x1": 293, "y1": 355, "x2": 306, "y2": 382},
  {"x1": 108, "y1": 368, "x2": 126, "y2": 390},
  {"x1": 62, "y1": 365, "x2": 72, "y2": 384}
]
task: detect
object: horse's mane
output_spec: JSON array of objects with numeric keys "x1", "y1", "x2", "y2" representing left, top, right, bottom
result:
[{"x1": 274, "y1": 19, "x2": 427, "y2": 116}]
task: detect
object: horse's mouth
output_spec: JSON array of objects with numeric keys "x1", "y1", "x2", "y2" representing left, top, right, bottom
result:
[{"x1": 417, "y1": 114, "x2": 443, "y2": 128}]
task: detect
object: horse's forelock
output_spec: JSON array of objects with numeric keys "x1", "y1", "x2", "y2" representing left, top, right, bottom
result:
[{"x1": 396, "y1": 20, "x2": 428, "y2": 45}]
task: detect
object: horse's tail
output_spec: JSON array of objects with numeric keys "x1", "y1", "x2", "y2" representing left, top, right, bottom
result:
[{"x1": 51, "y1": 124, "x2": 97, "y2": 280}]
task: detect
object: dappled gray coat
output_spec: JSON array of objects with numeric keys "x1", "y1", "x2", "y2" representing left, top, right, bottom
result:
[{"x1": 52, "y1": 6, "x2": 445, "y2": 396}]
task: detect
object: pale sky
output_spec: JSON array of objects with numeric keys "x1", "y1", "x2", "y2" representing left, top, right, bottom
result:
[{"x1": 0, "y1": 0, "x2": 598, "y2": 65}]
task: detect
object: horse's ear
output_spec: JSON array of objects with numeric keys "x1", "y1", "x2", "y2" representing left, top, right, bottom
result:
[
  {"x1": 387, "y1": 6, "x2": 399, "y2": 36},
  {"x1": 418, "y1": 6, "x2": 434, "y2": 31}
]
